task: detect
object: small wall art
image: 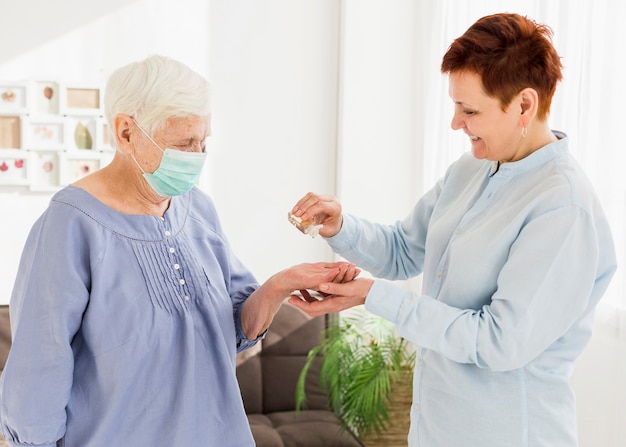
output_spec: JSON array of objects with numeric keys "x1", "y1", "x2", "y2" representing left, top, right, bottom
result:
[
  {"x1": 0, "y1": 82, "x2": 29, "y2": 114},
  {"x1": 0, "y1": 116, "x2": 22, "y2": 149},
  {"x1": 0, "y1": 78, "x2": 111, "y2": 192},
  {"x1": 32, "y1": 80, "x2": 61, "y2": 115},
  {"x1": 30, "y1": 151, "x2": 60, "y2": 191},
  {"x1": 58, "y1": 151, "x2": 102, "y2": 186},
  {"x1": 22, "y1": 116, "x2": 66, "y2": 150},
  {"x1": 0, "y1": 149, "x2": 32, "y2": 185},
  {"x1": 66, "y1": 116, "x2": 98, "y2": 150},
  {"x1": 96, "y1": 118, "x2": 112, "y2": 150},
  {"x1": 60, "y1": 83, "x2": 103, "y2": 116}
]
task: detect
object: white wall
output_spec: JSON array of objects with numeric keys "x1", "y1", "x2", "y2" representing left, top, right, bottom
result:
[{"x1": 207, "y1": 0, "x2": 340, "y2": 281}]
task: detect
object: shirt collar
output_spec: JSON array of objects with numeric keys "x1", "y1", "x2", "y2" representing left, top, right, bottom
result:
[{"x1": 491, "y1": 130, "x2": 568, "y2": 177}]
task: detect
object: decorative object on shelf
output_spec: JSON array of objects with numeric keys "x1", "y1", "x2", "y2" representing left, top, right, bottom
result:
[
  {"x1": 30, "y1": 151, "x2": 59, "y2": 191},
  {"x1": 296, "y1": 306, "x2": 415, "y2": 444},
  {"x1": 0, "y1": 82, "x2": 29, "y2": 114},
  {"x1": 0, "y1": 116, "x2": 21, "y2": 149},
  {"x1": 0, "y1": 79, "x2": 112, "y2": 191},
  {"x1": 73, "y1": 122, "x2": 93, "y2": 150},
  {"x1": 22, "y1": 116, "x2": 66, "y2": 150},
  {"x1": 33, "y1": 81, "x2": 60, "y2": 115},
  {"x1": 60, "y1": 83, "x2": 103, "y2": 116},
  {"x1": 1, "y1": 89, "x2": 15, "y2": 103},
  {"x1": 0, "y1": 150, "x2": 31, "y2": 185}
]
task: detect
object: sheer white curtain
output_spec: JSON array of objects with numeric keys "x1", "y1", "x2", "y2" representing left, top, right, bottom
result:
[{"x1": 337, "y1": 1, "x2": 625, "y2": 445}]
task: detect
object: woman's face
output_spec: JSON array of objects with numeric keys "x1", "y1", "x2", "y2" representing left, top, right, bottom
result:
[
  {"x1": 135, "y1": 115, "x2": 211, "y2": 172},
  {"x1": 448, "y1": 70, "x2": 524, "y2": 163}
]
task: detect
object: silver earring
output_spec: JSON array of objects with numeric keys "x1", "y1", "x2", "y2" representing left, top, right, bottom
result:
[{"x1": 521, "y1": 127, "x2": 528, "y2": 138}]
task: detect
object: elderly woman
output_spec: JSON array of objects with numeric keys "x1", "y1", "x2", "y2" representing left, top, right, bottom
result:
[
  {"x1": 289, "y1": 13, "x2": 617, "y2": 447},
  {"x1": 0, "y1": 55, "x2": 358, "y2": 447}
]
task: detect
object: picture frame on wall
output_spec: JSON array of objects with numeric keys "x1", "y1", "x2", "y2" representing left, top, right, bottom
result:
[
  {"x1": 96, "y1": 117, "x2": 113, "y2": 151},
  {"x1": 0, "y1": 81, "x2": 29, "y2": 114},
  {"x1": 29, "y1": 151, "x2": 60, "y2": 191},
  {"x1": 21, "y1": 116, "x2": 66, "y2": 150},
  {"x1": 31, "y1": 80, "x2": 61, "y2": 115},
  {"x1": 0, "y1": 79, "x2": 108, "y2": 190},
  {"x1": 58, "y1": 151, "x2": 101, "y2": 185},
  {"x1": 0, "y1": 149, "x2": 32, "y2": 185},
  {"x1": 0, "y1": 115, "x2": 22, "y2": 149},
  {"x1": 65, "y1": 116, "x2": 98, "y2": 151},
  {"x1": 60, "y1": 83, "x2": 103, "y2": 116}
]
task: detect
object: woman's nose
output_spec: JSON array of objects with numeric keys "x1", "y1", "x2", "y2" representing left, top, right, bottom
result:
[{"x1": 450, "y1": 112, "x2": 462, "y2": 131}]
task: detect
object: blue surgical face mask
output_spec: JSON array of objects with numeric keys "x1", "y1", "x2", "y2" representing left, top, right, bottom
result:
[{"x1": 132, "y1": 121, "x2": 207, "y2": 197}]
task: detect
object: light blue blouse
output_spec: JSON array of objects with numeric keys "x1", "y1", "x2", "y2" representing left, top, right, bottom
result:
[
  {"x1": 0, "y1": 186, "x2": 260, "y2": 447},
  {"x1": 327, "y1": 134, "x2": 617, "y2": 446}
]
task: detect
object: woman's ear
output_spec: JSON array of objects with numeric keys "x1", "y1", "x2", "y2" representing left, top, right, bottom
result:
[
  {"x1": 519, "y1": 88, "x2": 539, "y2": 126},
  {"x1": 114, "y1": 114, "x2": 135, "y2": 153}
]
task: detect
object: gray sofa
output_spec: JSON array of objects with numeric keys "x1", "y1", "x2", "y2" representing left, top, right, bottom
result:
[
  {"x1": 236, "y1": 303, "x2": 363, "y2": 446},
  {"x1": 0, "y1": 304, "x2": 362, "y2": 446}
]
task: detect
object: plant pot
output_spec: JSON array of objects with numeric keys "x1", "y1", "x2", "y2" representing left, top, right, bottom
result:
[{"x1": 361, "y1": 368, "x2": 413, "y2": 447}]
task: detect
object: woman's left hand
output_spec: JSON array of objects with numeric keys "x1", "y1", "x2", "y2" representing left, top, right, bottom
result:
[
  {"x1": 288, "y1": 278, "x2": 375, "y2": 317},
  {"x1": 275, "y1": 261, "x2": 360, "y2": 297}
]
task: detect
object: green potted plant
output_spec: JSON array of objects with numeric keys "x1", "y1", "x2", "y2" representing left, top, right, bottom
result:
[{"x1": 295, "y1": 306, "x2": 415, "y2": 444}]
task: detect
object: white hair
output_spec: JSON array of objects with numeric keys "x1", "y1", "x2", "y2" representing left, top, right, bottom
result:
[{"x1": 104, "y1": 55, "x2": 211, "y2": 148}]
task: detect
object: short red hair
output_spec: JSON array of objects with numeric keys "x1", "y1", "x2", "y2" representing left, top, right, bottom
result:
[{"x1": 441, "y1": 13, "x2": 563, "y2": 121}]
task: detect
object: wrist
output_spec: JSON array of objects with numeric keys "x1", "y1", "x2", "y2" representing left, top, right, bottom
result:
[{"x1": 261, "y1": 271, "x2": 291, "y2": 302}]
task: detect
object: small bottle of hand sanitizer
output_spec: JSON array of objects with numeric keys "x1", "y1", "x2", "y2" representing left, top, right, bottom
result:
[{"x1": 288, "y1": 212, "x2": 323, "y2": 238}]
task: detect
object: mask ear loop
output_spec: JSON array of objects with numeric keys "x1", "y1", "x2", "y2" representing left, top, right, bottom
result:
[
  {"x1": 130, "y1": 119, "x2": 165, "y2": 174},
  {"x1": 132, "y1": 118, "x2": 165, "y2": 153},
  {"x1": 130, "y1": 153, "x2": 147, "y2": 175}
]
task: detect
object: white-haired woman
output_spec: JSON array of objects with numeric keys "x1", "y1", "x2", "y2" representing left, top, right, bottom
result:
[{"x1": 0, "y1": 55, "x2": 358, "y2": 447}]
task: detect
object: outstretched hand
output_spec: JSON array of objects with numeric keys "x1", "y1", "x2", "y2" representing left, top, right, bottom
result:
[
  {"x1": 288, "y1": 277, "x2": 375, "y2": 317},
  {"x1": 278, "y1": 261, "x2": 360, "y2": 296},
  {"x1": 240, "y1": 261, "x2": 360, "y2": 340}
]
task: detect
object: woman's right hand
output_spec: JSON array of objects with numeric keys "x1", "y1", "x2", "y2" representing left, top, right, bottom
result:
[{"x1": 291, "y1": 192, "x2": 343, "y2": 238}]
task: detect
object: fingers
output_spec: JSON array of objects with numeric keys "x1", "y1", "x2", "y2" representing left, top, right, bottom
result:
[
  {"x1": 291, "y1": 193, "x2": 342, "y2": 236},
  {"x1": 327, "y1": 263, "x2": 361, "y2": 283},
  {"x1": 280, "y1": 262, "x2": 358, "y2": 297},
  {"x1": 288, "y1": 294, "x2": 362, "y2": 317},
  {"x1": 288, "y1": 278, "x2": 374, "y2": 317},
  {"x1": 291, "y1": 192, "x2": 335, "y2": 219}
]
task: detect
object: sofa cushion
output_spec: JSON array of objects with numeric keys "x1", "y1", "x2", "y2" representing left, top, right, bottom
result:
[
  {"x1": 237, "y1": 304, "x2": 364, "y2": 447},
  {"x1": 261, "y1": 355, "x2": 327, "y2": 413},
  {"x1": 237, "y1": 354, "x2": 263, "y2": 414},
  {"x1": 247, "y1": 414, "x2": 285, "y2": 447},
  {"x1": 264, "y1": 410, "x2": 362, "y2": 447}
]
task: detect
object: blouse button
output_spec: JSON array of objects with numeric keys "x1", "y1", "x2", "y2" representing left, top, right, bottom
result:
[
  {"x1": 455, "y1": 227, "x2": 461, "y2": 234},
  {"x1": 164, "y1": 230, "x2": 171, "y2": 237},
  {"x1": 184, "y1": 295, "x2": 190, "y2": 302},
  {"x1": 174, "y1": 264, "x2": 180, "y2": 270},
  {"x1": 437, "y1": 271, "x2": 443, "y2": 278},
  {"x1": 179, "y1": 279, "x2": 186, "y2": 285},
  {"x1": 169, "y1": 247, "x2": 175, "y2": 253}
]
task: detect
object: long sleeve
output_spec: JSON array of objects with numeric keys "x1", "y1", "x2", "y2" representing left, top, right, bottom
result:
[
  {"x1": 325, "y1": 136, "x2": 617, "y2": 446},
  {"x1": 365, "y1": 204, "x2": 610, "y2": 371},
  {"x1": 0, "y1": 203, "x2": 92, "y2": 446},
  {"x1": 0, "y1": 186, "x2": 258, "y2": 447}
]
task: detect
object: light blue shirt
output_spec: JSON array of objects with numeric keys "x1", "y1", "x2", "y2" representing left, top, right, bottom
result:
[
  {"x1": 327, "y1": 134, "x2": 617, "y2": 446},
  {"x1": 0, "y1": 186, "x2": 260, "y2": 447}
]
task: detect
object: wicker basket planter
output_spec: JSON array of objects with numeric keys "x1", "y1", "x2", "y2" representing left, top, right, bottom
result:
[
  {"x1": 362, "y1": 368, "x2": 413, "y2": 447},
  {"x1": 296, "y1": 308, "x2": 415, "y2": 445}
]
